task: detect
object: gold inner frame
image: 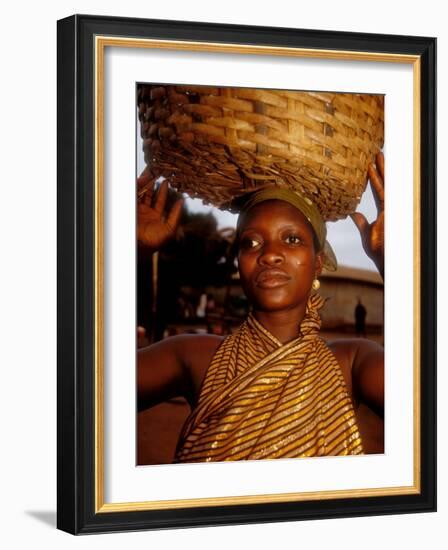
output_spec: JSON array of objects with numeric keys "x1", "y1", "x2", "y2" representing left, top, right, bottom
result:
[{"x1": 94, "y1": 36, "x2": 421, "y2": 513}]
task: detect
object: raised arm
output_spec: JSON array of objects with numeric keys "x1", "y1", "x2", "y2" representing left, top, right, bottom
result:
[
  {"x1": 348, "y1": 153, "x2": 385, "y2": 415},
  {"x1": 136, "y1": 173, "x2": 223, "y2": 411},
  {"x1": 137, "y1": 171, "x2": 186, "y2": 411}
]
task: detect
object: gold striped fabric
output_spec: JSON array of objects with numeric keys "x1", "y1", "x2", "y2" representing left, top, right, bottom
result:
[{"x1": 174, "y1": 293, "x2": 363, "y2": 463}]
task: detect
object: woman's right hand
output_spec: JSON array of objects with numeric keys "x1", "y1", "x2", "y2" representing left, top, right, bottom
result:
[{"x1": 137, "y1": 170, "x2": 184, "y2": 251}]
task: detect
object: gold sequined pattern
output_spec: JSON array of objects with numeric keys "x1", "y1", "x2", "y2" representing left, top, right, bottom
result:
[{"x1": 175, "y1": 294, "x2": 363, "y2": 462}]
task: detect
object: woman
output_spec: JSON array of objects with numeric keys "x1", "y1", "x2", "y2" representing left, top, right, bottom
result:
[{"x1": 137, "y1": 154, "x2": 385, "y2": 462}]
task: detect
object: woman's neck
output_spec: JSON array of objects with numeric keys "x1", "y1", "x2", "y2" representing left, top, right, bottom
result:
[{"x1": 252, "y1": 304, "x2": 307, "y2": 344}]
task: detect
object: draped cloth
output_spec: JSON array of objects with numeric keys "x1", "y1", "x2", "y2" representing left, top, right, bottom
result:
[{"x1": 174, "y1": 294, "x2": 363, "y2": 463}]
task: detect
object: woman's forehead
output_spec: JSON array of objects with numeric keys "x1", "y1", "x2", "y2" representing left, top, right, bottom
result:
[{"x1": 237, "y1": 199, "x2": 312, "y2": 231}]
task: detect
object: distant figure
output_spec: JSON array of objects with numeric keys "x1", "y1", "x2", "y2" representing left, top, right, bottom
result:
[
  {"x1": 196, "y1": 292, "x2": 207, "y2": 318},
  {"x1": 355, "y1": 298, "x2": 367, "y2": 337}
]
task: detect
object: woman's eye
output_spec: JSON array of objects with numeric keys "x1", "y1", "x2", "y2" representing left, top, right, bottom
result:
[
  {"x1": 239, "y1": 237, "x2": 261, "y2": 250},
  {"x1": 285, "y1": 235, "x2": 302, "y2": 245}
]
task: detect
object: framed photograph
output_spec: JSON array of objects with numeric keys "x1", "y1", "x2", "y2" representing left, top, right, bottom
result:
[{"x1": 57, "y1": 14, "x2": 436, "y2": 534}]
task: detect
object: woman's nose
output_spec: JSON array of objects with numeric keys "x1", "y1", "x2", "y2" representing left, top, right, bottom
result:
[{"x1": 258, "y1": 243, "x2": 284, "y2": 266}]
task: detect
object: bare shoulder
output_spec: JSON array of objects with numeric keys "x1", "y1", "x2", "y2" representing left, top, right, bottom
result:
[
  {"x1": 143, "y1": 332, "x2": 223, "y2": 354},
  {"x1": 178, "y1": 334, "x2": 224, "y2": 406},
  {"x1": 172, "y1": 333, "x2": 225, "y2": 367},
  {"x1": 163, "y1": 333, "x2": 225, "y2": 404},
  {"x1": 138, "y1": 333, "x2": 225, "y2": 410},
  {"x1": 326, "y1": 337, "x2": 383, "y2": 367},
  {"x1": 326, "y1": 337, "x2": 383, "y2": 351},
  {"x1": 326, "y1": 337, "x2": 384, "y2": 415}
]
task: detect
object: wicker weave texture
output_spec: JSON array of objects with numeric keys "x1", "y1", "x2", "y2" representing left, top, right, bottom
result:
[{"x1": 138, "y1": 85, "x2": 384, "y2": 220}]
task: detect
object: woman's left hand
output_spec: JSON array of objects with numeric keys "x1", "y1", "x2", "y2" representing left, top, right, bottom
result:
[{"x1": 351, "y1": 152, "x2": 384, "y2": 278}]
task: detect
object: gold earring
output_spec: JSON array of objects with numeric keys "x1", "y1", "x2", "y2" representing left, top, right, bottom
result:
[{"x1": 312, "y1": 278, "x2": 320, "y2": 291}]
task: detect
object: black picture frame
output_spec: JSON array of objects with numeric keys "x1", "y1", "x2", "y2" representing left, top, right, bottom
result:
[{"x1": 57, "y1": 14, "x2": 436, "y2": 535}]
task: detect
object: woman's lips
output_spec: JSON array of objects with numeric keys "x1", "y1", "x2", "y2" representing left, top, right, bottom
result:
[{"x1": 255, "y1": 269, "x2": 291, "y2": 289}]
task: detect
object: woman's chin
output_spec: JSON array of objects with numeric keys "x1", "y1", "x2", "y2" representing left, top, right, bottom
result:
[{"x1": 252, "y1": 295, "x2": 305, "y2": 313}]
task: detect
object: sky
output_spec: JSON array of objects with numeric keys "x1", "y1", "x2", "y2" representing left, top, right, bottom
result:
[{"x1": 136, "y1": 125, "x2": 380, "y2": 273}]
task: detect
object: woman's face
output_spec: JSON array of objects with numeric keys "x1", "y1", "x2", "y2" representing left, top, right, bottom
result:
[{"x1": 237, "y1": 200, "x2": 322, "y2": 313}]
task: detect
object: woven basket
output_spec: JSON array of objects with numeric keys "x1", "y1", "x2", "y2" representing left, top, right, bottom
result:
[{"x1": 138, "y1": 85, "x2": 384, "y2": 221}]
